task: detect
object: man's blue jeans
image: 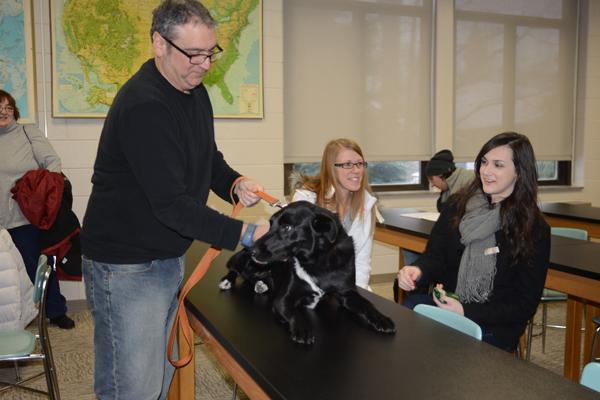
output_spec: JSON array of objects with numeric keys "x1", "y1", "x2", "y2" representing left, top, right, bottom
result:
[{"x1": 83, "y1": 255, "x2": 185, "y2": 400}]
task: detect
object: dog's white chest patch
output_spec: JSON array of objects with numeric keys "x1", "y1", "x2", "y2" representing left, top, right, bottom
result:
[{"x1": 293, "y1": 258, "x2": 325, "y2": 309}]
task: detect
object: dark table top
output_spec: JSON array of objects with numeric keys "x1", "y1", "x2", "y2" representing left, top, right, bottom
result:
[
  {"x1": 378, "y1": 208, "x2": 600, "y2": 281},
  {"x1": 184, "y1": 244, "x2": 597, "y2": 400},
  {"x1": 541, "y1": 202, "x2": 600, "y2": 223}
]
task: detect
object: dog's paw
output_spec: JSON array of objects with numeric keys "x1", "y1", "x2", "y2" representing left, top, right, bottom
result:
[
  {"x1": 254, "y1": 280, "x2": 269, "y2": 294},
  {"x1": 290, "y1": 327, "x2": 316, "y2": 345},
  {"x1": 218, "y1": 279, "x2": 233, "y2": 291},
  {"x1": 369, "y1": 313, "x2": 396, "y2": 334}
]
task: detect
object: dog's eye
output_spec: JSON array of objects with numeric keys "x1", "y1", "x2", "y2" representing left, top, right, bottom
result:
[{"x1": 280, "y1": 224, "x2": 292, "y2": 233}]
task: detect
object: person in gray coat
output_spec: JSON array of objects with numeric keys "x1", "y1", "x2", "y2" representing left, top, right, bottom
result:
[{"x1": 0, "y1": 89, "x2": 74, "y2": 329}]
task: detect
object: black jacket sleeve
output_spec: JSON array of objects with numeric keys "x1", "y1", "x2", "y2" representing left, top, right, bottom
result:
[{"x1": 413, "y1": 204, "x2": 457, "y2": 287}]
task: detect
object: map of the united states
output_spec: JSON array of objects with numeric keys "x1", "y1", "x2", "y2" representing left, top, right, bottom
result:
[{"x1": 52, "y1": 0, "x2": 261, "y2": 118}]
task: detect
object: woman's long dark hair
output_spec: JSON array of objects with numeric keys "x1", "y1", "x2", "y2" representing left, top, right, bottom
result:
[{"x1": 453, "y1": 132, "x2": 542, "y2": 264}]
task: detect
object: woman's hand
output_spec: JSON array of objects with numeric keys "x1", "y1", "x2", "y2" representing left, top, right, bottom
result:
[
  {"x1": 397, "y1": 266, "x2": 422, "y2": 291},
  {"x1": 432, "y1": 284, "x2": 464, "y2": 315}
]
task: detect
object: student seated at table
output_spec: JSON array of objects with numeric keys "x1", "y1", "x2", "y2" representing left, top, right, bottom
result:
[
  {"x1": 426, "y1": 149, "x2": 474, "y2": 213},
  {"x1": 291, "y1": 138, "x2": 378, "y2": 290},
  {"x1": 399, "y1": 149, "x2": 475, "y2": 270},
  {"x1": 397, "y1": 132, "x2": 551, "y2": 352}
]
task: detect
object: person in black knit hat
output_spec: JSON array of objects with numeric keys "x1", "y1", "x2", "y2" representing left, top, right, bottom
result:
[{"x1": 426, "y1": 149, "x2": 474, "y2": 212}]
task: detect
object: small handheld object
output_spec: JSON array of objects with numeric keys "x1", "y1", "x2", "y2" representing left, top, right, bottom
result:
[{"x1": 433, "y1": 287, "x2": 459, "y2": 304}]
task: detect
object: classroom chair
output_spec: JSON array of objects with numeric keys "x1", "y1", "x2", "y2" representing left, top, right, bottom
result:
[
  {"x1": 580, "y1": 362, "x2": 600, "y2": 393},
  {"x1": 525, "y1": 227, "x2": 588, "y2": 359},
  {"x1": 414, "y1": 304, "x2": 482, "y2": 340},
  {"x1": 591, "y1": 315, "x2": 600, "y2": 363},
  {"x1": 0, "y1": 255, "x2": 61, "y2": 399}
]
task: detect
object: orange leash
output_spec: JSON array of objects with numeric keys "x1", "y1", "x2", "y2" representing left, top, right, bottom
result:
[{"x1": 167, "y1": 179, "x2": 278, "y2": 367}]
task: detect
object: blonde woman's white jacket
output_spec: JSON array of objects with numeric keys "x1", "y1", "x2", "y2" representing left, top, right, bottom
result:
[{"x1": 292, "y1": 189, "x2": 377, "y2": 290}]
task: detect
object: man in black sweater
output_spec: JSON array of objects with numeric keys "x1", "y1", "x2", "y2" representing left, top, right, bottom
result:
[{"x1": 81, "y1": 1, "x2": 267, "y2": 399}]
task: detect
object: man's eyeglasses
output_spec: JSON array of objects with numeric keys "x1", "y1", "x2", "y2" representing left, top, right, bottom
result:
[
  {"x1": 162, "y1": 35, "x2": 223, "y2": 65},
  {"x1": 0, "y1": 106, "x2": 14, "y2": 113},
  {"x1": 334, "y1": 161, "x2": 368, "y2": 169}
]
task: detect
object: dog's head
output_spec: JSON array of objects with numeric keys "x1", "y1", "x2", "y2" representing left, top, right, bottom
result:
[{"x1": 250, "y1": 201, "x2": 344, "y2": 264}]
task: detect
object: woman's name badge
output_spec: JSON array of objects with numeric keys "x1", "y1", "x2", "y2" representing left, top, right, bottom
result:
[{"x1": 484, "y1": 246, "x2": 500, "y2": 256}]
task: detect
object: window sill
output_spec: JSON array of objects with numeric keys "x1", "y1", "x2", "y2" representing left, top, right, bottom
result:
[{"x1": 538, "y1": 185, "x2": 584, "y2": 192}]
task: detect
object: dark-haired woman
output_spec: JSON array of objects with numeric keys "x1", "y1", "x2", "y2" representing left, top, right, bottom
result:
[
  {"x1": 397, "y1": 132, "x2": 550, "y2": 352},
  {"x1": 0, "y1": 89, "x2": 74, "y2": 329}
]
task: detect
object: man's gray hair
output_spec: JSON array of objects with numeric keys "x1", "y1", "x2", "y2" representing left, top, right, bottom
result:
[{"x1": 151, "y1": 0, "x2": 215, "y2": 40}]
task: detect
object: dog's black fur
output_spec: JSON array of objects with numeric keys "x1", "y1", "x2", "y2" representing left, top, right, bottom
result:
[{"x1": 219, "y1": 201, "x2": 395, "y2": 345}]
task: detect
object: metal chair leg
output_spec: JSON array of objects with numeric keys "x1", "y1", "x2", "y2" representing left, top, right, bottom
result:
[
  {"x1": 542, "y1": 303, "x2": 548, "y2": 353},
  {"x1": 526, "y1": 319, "x2": 534, "y2": 361},
  {"x1": 232, "y1": 383, "x2": 238, "y2": 400},
  {"x1": 592, "y1": 324, "x2": 600, "y2": 362},
  {"x1": 13, "y1": 361, "x2": 21, "y2": 381}
]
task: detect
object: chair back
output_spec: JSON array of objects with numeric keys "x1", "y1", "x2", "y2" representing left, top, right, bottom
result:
[
  {"x1": 580, "y1": 362, "x2": 600, "y2": 392},
  {"x1": 34, "y1": 255, "x2": 61, "y2": 399},
  {"x1": 551, "y1": 227, "x2": 588, "y2": 241},
  {"x1": 414, "y1": 304, "x2": 482, "y2": 340},
  {"x1": 33, "y1": 255, "x2": 51, "y2": 305}
]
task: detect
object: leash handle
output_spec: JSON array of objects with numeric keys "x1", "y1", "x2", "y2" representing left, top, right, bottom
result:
[
  {"x1": 167, "y1": 177, "x2": 281, "y2": 367},
  {"x1": 256, "y1": 190, "x2": 281, "y2": 207}
]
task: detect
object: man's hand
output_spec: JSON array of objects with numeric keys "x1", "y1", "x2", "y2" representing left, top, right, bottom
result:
[{"x1": 235, "y1": 178, "x2": 263, "y2": 207}]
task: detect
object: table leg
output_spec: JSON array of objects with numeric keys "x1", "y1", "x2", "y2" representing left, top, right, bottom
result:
[
  {"x1": 190, "y1": 315, "x2": 270, "y2": 400},
  {"x1": 564, "y1": 297, "x2": 584, "y2": 381},
  {"x1": 396, "y1": 249, "x2": 405, "y2": 304}
]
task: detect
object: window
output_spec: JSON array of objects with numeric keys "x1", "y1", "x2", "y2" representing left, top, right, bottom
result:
[
  {"x1": 456, "y1": 160, "x2": 571, "y2": 185},
  {"x1": 285, "y1": 161, "x2": 428, "y2": 196},
  {"x1": 453, "y1": 0, "x2": 578, "y2": 162},
  {"x1": 283, "y1": 0, "x2": 577, "y2": 192}
]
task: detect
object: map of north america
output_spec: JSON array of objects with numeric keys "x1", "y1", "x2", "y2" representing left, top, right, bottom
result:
[{"x1": 53, "y1": 0, "x2": 260, "y2": 117}]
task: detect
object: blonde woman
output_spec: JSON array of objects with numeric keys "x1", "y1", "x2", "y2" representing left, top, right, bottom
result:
[{"x1": 292, "y1": 138, "x2": 377, "y2": 289}]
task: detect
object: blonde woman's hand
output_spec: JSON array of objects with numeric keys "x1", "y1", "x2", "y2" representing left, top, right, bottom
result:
[{"x1": 397, "y1": 266, "x2": 422, "y2": 291}]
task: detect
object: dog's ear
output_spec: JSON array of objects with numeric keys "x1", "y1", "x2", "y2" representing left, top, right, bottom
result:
[{"x1": 312, "y1": 211, "x2": 338, "y2": 243}]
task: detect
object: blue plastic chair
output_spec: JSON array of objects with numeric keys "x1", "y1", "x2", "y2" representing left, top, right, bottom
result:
[
  {"x1": 414, "y1": 304, "x2": 482, "y2": 340},
  {"x1": 580, "y1": 362, "x2": 600, "y2": 392},
  {"x1": 525, "y1": 227, "x2": 589, "y2": 360},
  {"x1": 0, "y1": 255, "x2": 60, "y2": 399}
]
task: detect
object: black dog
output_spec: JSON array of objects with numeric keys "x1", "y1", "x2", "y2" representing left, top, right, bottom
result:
[{"x1": 220, "y1": 201, "x2": 396, "y2": 344}]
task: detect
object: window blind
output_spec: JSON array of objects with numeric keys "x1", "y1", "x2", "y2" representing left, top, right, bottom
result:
[
  {"x1": 453, "y1": 0, "x2": 578, "y2": 161},
  {"x1": 284, "y1": 0, "x2": 434, "y2": 163}
]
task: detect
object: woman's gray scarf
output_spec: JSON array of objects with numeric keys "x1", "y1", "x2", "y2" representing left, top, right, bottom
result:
[{"x1": 455, "y1": 191, "x2": 501, "y2": 303}]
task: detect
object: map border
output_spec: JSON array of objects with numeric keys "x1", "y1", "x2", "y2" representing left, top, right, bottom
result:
[
  {"x1": 2, "y1": 0, "x2": 37, "y2": 124},
  {"x1": 49, "y1": 1, "x2": 263, "y2": 119}
]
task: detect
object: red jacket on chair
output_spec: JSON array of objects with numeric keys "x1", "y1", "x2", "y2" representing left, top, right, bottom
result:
[
  {"x1": 10, "y1": 169, "x2": 64, "y2": 229},
  {"x1": 11, "y1": 169, "x2": 82, "y2": 280}
]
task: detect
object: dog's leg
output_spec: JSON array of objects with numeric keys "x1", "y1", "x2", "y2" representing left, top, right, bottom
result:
[
  {"x1": 271, "y1": 272, "x2": 316, "y2": 345},
  {"x1": 336, "y1": 290, "x2": 396, "y2": 334}
]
